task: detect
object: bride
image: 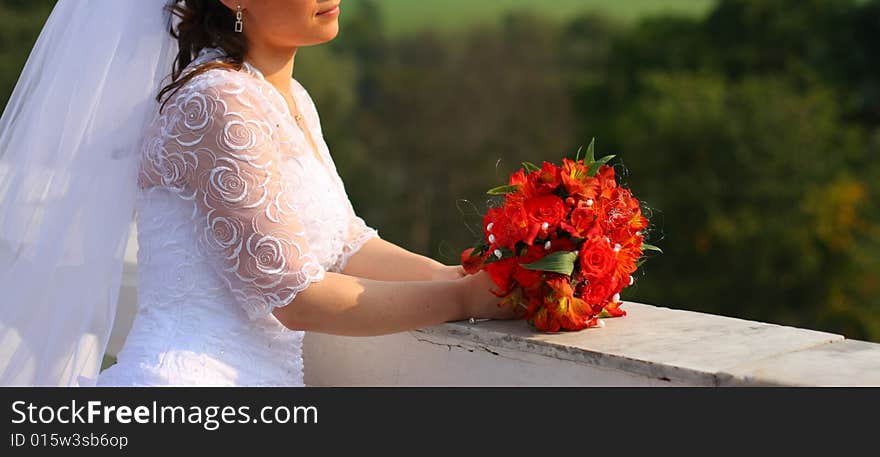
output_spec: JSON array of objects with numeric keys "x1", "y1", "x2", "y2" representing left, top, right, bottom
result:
[{"x1": 0, "y1": 0, "x2": 521, "y2": 387}]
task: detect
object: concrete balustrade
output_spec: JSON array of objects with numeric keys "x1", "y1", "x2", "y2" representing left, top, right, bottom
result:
[{"x1": 108, "y1": 222, "x2": 880, "y2": 387}]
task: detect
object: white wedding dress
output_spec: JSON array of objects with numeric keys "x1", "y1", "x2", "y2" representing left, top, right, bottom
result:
[{"x1": 95, "y1": 47, "x2": 380, "y2": 386}]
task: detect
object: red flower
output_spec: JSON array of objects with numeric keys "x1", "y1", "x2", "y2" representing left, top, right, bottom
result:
[
  {"x1": 611, "y1": 241, "x2": 640, "y2": 290},
  {"x1": 460, "y1": 247, "x2": 488, "y2": 275},
  {"x1": 525, "y1": 161, "x2": 562, "y2": 197},
  {"x1": 513, "y1": 244, "x2": 545, "y2": 289},
  {"x1": 578, "y1": 235, "x2": 618, "y2": 280},
  {"x1": 524, "y1": 195, "x2": 567, "y2": 238},
  {"x1": 467, "y1": 149, "x2": 655, "y2": 332},
  {"x1": 600, "y1": 187, "x2": 647, "y2": 243},
  {"x1": 546, "y1": 236, "x2": 576, "y2": 253},
  {"x1": 484, "y1": 205, "x2": 526, "y2": 251},
  {"x1": 583, "y1": 275, "x2": 616, "y2": 306},
  {"x1": 596, "y1": 164, "x2": 618, "y2": 199},
  {"x1": 509, "y1": 168, "x2": 527, "y2": 187},
  {"x1": 560, "y1": 201, "x2": 597, "y2": 238},
  {"x1": 485, "y1": 257, "x2": 518, "y2": 297}
]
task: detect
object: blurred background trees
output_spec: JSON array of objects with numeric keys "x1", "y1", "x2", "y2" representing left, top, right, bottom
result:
[{"x1": 2, "y1": 0, "x2": 878, "y2": 340}]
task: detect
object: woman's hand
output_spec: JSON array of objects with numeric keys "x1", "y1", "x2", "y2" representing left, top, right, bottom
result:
[{"x1": 456, "y1": 270, "x2": 526, "y2": 321}]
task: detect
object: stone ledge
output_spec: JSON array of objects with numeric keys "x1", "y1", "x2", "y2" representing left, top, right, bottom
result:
[
  {"x1": 415, "y1": 302, "x2": 877, "y2": 386},
  {"x1": 719, "y1": 339, "x2": 880, "y2": 386},
  {"x1": 117, "y1": 224, "x2": 880, "y2": 386}
]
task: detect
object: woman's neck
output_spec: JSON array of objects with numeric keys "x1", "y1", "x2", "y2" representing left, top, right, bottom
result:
[{"x1": 243, "y1": 42, "x2": 298, "y2": 98}]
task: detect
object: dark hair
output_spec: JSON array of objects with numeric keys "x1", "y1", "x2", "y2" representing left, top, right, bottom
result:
[{"x1": 156, "y1": 0, "x2": 248, "y2": 114}]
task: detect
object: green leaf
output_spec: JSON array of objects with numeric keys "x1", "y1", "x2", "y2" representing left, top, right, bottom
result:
[
  {"x1": 636, "y1": 258, "x2": 647, "y2": 268},
  {"x1": 483, "y1": 247, "x2": 514, "y2": 265},
  {"x1": 575, "y1": 145, "x2": 584, "y2": 162},
  {"x1": 585, "y1": 137, "x2": 596, "y2": 163},
  {"x1": 469, "y1": 241, "x2": 488, "y2": 257},
  {"x1": 641, "y1": 243, "x2": 663, "y2": 254},
  {"x1": 587, "y1": 154, "x2": 616, "y2": 176},
  {"x1": 519, "y1": 250, "x2": 578, "y2": 276},
  {"x1": 486, "y1": 184, "x2": 520, "y2": 195},
  {"x1": 522, "y1": 161, "x2": 540, "y2": 172}
]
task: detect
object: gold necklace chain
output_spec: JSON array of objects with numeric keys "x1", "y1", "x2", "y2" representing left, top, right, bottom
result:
[{"x1": 287, "y1": 96, "x2": 326, "y2": 169}]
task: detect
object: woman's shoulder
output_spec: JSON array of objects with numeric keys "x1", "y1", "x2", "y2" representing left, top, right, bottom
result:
[
  {"x1": 160, "y1": 64, "x2": 276, "y2": 124},
  {"x1": 178, "y1": 65, "x2": 260, "y2": 99}
]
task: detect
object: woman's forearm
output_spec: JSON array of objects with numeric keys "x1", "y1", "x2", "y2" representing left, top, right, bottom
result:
[
  {"x1": 341, "y1": 237, "x2": 454, "y2": 281},
  {"x1": 272, "y1": 271, "x2": 468, "y2": 337}
]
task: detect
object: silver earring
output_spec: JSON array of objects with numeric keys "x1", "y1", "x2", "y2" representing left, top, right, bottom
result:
[{"x1": 235, "y1": 4, "x2": 243, "y2": 33}]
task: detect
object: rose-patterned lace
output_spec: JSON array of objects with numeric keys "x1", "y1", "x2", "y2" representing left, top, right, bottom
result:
[
  {"x1": 139, "y1": 47, "x2": 379, "y2": 320},
  {"x1": 95, "y1": 47, "x2": 379, "y2": 386}
]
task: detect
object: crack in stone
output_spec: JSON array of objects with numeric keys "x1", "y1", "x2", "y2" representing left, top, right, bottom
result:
[{"x1": 409, "y1": 333, "x2": 536, "y2": 365}]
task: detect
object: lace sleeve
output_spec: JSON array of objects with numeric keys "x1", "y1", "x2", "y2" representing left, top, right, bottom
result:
[
  {"x1": 337, "y1": 205, "x2": 381, "y2": 274},
  {"x1": 140, "y1": 70, "x2": 326, "y2": 320}
]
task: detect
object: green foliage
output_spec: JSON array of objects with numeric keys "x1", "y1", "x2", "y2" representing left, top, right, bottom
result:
[
  {"x1": 520, "y1": 250, "x2": 579, "y2": 276},
  {"x1": 342, "y1": 0, "x2": 715, "y2": 36},
  {"x1": 3, "y1": 0, "x2": 879, "y2": 341},
  {"x1": 0, "y1": 0, "x2": 56, "y2": 109}
]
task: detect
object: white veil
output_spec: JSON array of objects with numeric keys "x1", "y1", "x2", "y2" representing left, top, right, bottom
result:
[{"x1": 0, "y1": 0, "x2": 179, "y2": 386}]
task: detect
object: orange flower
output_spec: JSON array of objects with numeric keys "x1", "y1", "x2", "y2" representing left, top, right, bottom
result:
[
  {"x1": 603, "y1": 300, "x2": 627, "y2": 317},
  {"x1": 559, "y1": 296, "x2": 596, "y2": 330},
  {"x1": 532, "y1": 307, "x2": 557, "y2": 332},
  {"x1": 596, "y1": 164, "x2": 618, "y2": 199},
  {"x1": 561, "y1": 157, "x2": 599, "y2": 200}
]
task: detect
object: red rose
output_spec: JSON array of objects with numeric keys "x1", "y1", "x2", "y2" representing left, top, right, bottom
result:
[
  {"x1": 484, "y1": 205, "x2": 525, "y2": 251},
  {"x1": 578, "y1": 235, "x2": 618, "y2": 280},
  {"x1": 524, "y1": 195, "x2": 567, "y2": 233},
  {"x1": 583, "y1": 275, "x2": 615, "y2": 305}
]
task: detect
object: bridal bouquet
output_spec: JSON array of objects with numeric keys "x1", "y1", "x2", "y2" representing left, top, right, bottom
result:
[{"x1": 460, "y1": 140, "x2": 660, "y2": 332}]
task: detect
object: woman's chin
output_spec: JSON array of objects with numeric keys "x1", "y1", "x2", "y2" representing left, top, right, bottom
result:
[{"x1": 312, "y1": 26, "x2": 340, "y2": 45}]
